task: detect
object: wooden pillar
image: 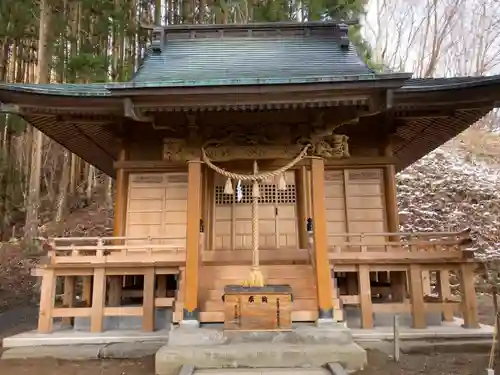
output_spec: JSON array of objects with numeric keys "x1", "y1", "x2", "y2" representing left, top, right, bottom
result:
[
  {"x1": 182, "y1": 160, "x2": 202, "y2": 323},
  {"x1": 459, "y1": 263, "x2": 479, "y2": 328},
  {"x1": 142, "y1": 268, "x2": 155, "y2": 331},
  {"x1": 358, "y1": 265, "x2": 373, "y2": 328},
  {"x1": 82, "y1": 276, "x2": 92, "y2": 306},
  {"x1": 435, "y1": 270, "x2": 454, "y2": 322},
  {"x1": 391, "y1": 271, "x2": 406, "y2": 302},
  {"x1": 346, "y1": 273, "x2": 358, "y2": 295},
  {"x1": 310, "y1": 157, "x2": 334, "y2": 320},
  {"x1": 295, "y1": 166, "x2": 309, "y2": 249},
  {"x1": 90, "y1": 268, "x2": 106, "y2": 332},
  {"x1": 382, "y1": 138, "x2": 399, "y2": 234},
  {"x1": 157, "y1": 275, "x2": 167, "y2": 298},
  {"x1": 408, "y1": 264, "x2": 426, "y2": 328},
  {"x1": 205, "y1": 168, "x2": 215, "y2": 251},
  {"x1": 382, "y1": 138, "x2": 407, "y2": 302},
  {"x1": 109, "y1": 144, "x2": 129, "y2": 306},
  {"x1": 62, "y1": 276, "x2": 75, "y2": 326},
  {"x1": 37, "y1": 269, "x2": 56, "y2": 333}
]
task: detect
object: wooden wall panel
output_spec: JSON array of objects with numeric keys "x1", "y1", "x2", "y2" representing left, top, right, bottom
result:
[
  {"x1": 324, "y1": 168, "x2": 387, "y2": 247},
  {"x1": 344, "y1": 169, "x2": 386, "y2": 244},
  {"x1": 324, "y1": 171, "x2": 347, "y2": 247},
  {"x1": 126, "y1": 173, "x2": 188, "y2": 248}
]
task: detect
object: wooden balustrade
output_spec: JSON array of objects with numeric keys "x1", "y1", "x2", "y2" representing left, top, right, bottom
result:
[
  {"x1": 38, "y1": 230, "x2": 473, "y2": 268},
  {"x1": 32, "y1": 230, "x2": 479, "y2": 333},
  {"x1": 41, "y1": 236, "x2": 187, "y2": 267}
]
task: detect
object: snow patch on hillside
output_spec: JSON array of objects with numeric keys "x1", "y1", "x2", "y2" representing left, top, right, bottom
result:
[{"x1": 398, "y1": 145, "x2": 500, "y2": 259}]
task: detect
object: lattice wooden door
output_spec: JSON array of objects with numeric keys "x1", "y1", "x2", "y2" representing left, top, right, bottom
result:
[{"x1": 213, "y1": 171, "x2": 298, "y2": 250}]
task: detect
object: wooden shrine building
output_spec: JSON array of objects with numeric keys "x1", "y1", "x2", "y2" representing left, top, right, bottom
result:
[{"x1": 1, "y1": 21, "x2": 500, "y2": 333}]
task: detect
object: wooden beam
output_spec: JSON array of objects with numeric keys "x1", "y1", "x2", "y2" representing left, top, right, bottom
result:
[
  {"x1": 310, "y1": 157, "x2": 334, "y2": 320},
  {"x1": 183, "y1": 160, "x2": 203, "y2": 323},
  {"x1": 113, "y1": 156, "x2": 397, "y2": 172}
]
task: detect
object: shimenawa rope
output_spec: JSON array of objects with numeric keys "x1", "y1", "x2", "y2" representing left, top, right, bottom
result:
[{"x1": 201, "y1": 144, "x2": 311, "y2": 286}]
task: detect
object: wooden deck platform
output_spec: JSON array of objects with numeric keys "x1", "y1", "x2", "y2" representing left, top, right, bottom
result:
[{"x1": 31, "y1": 230, "x2": 479, "y2": 333}]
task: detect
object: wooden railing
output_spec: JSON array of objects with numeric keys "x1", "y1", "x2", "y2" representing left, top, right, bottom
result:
[
  {"x1": 38, "y1": 229, "x2": 475, "y2": 267},
  {"x1": 327, "y1": 230, "x2": 474, "y2": 264},
  {"x1": 42, "y1": 236, "x2": 187, "y2": 266}
]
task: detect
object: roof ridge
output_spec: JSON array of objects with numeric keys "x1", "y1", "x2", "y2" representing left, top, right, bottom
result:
[{"x1": 142, "y1": 20, "x2": 358, "y2": 32}]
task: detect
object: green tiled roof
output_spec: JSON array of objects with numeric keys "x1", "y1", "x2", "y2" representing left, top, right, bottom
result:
[
  {"x1": 0, "y1": 82, "x2": 110, "y2": 96},
  {"x1": 108, "y1": 35, "x2": 377, "y2": 89}
]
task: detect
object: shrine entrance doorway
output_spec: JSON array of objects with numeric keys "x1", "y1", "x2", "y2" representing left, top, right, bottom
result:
[{"x1": 213, "y1": 171, "x2": 298, "y2": 250}]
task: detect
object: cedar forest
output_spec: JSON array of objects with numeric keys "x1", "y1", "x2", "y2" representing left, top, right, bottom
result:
[{"x1": 0, "y1": 0, "x2": 374, "y2": 245}]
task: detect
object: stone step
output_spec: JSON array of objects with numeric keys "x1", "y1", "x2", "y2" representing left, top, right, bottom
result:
[{"x1": 156, "y1": 342, "x2": 365, "y2": 375}]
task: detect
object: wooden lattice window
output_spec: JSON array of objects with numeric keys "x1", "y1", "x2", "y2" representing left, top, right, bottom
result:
[{"x1": 215, "y1": 183, "x2": 296, "y2": 205}]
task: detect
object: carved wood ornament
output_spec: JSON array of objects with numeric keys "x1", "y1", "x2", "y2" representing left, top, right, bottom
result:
[{"x1": 163, "y1": 135, "x2": 349, "y2": 162}]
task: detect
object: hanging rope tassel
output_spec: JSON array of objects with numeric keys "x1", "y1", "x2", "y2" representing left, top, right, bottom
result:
[
  {"x1": 245, "y1": 160, "x2": 264, "y2": 287},
  {"x1": 224, "y1": 178, "x2": 233, "y2": 195},
  {"x1": 278, "y1": 173, "x2": 287, "y2": 191}
]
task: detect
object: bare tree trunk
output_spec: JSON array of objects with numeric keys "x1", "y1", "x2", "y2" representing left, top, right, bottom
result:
[
  {"x1": 25, "y1": 0, "x2": 53, "y2": 245},
  {"x1": 106, "y1": 176, "x2": 113, "y2": 208},
  {"x1": 55, "y1": 149, "x2": 70, "y2": 225},
  {"x1": 86, "y1": 165, "x2": 95, "y2": 201}
]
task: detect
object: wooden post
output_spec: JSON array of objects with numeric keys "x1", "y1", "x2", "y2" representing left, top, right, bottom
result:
[
  {"x1": 436, "y1": 270, "x2": 454, "y2": 321},
  {"x1": 109, "y1": 144, "x2": 129, "y2": 306},
  {"x1": 182, "y1": 160, "x2": 202, "y2": 324},
  {"x1": 310, "y1": 157, "x2": 334, "y2": 320},
  {"x1": 62, "y1": 276, "x2": 75, "y2": 326},
  {"x1": 295, "y1": 167, "x2": 309, "y2": 249},
  {"x1": 82, "y1": 276, "x2": 92, "y2": 306},
  {"x1": 382, "y1": 139, "x2": 399, "y2": 235},
  {"x1": 90, "y1": 268, "x2": 106, "y2": 332},
  {"x1": 346, "y1": 273, "x2": 358, "y2": 295},
  {"x1": 37, "y1": 269, "x2": 56, "y2": 333},
  {"x1": 459, "y1": 263, "x2": 479, "y2": 328},
  {"x1": 358, "y1": 265, "x2": 373, "y2": 328},
  {"x1": 205, "y1": 168, "x2": 215, "y2": 251},
  {"x1": 391, "y1": 271, "x2": 406, "y2": 302},
  {"x1": 142, "y1": 268, "x2": 155, "y2": 331},
  {"x1": 408, "y1": 264, "x2": 426, "y2": 328},
  {"x1": 382, "y1": 138, "x2": 407, "y2": 303},
  {"x1": 157, "y1": 275, "x2": 167, "y2": 298}
]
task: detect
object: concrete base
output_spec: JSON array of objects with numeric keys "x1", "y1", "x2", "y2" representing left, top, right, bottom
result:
[
  {"x1": 1, "y1": 341, "x2": 166, "y2": 360},
  {"x1": 73, "y1": 307, "x2": 171, "y2": 331},
  {"x1": 179, "y1": 319, "x2": 200, "y2": 328},
  {"x1": 156, "y1": 324, "x2": 366, "y2": 375},
  {"x1": 344, "y1": 306, "x2": 443, "y2": 328},
  {"x1": 2, "y1": 317, "x2": 493, "y2": 349}
]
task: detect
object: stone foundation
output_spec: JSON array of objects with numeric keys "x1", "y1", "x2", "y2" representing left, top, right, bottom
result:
[{"x1": 156, "y1": 324, "x2": 366, "y2": 375}]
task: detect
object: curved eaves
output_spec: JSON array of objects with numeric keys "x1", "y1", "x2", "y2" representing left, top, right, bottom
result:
[
  {"x1": 394, "y1": 109, "x2": 491, "y2": 171},
  {"x1": 21, "y1": 114, "x2": 117, "y2": 177}
]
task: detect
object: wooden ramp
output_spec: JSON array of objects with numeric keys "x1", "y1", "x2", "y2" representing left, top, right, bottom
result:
[{"x1": 174, "y1": 264, "x2": 342, "y2": 323}]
